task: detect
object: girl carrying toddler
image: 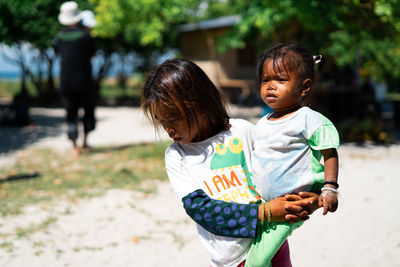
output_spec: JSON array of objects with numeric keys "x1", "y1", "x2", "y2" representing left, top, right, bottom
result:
[{"x1": 141, "y1": 58, "x2": 321, "y2": 267}]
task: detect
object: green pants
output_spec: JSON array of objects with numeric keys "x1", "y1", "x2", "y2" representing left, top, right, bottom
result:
[{"x1": 245, "y1": 221, "x2": 303, "y2": 267}]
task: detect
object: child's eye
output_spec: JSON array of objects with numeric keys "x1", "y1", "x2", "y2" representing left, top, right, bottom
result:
[{"x1": 262, "y1": 79, "x2": 269, "y2": 83}]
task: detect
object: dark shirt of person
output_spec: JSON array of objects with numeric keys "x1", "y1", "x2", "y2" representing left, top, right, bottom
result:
[{"x1": 53, "y1": 26, "x2": 96, "y2": 91}]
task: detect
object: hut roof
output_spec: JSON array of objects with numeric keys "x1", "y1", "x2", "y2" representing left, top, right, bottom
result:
[{"x1": 178, "y1": 15, "x2": 240, "y2": 32}]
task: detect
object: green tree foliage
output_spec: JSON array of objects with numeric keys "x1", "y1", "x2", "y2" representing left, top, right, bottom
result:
[
  {"x1": 0, "y1": 0, "x2": 61, "y2": 96},
  {"x1": 0, "y1": 0, "x2": 86, "y2": 102},
  {"x1": 0, "y1": 0, "x2": 94, "y2": 49},
  {"x1": 214, "y1": 0, "x2": 400, "y2": 85},
  {"x1": 0, "y1": 0, "x2": 106, "y2": 103},
  {"x1": 91, "y1": 0, "x2": 202, "y2": 70},
  {"x1": 2, "y1": 0, "x2": 399, "y2": 92}
]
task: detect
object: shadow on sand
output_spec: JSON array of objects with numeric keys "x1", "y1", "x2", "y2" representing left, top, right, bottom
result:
[
  {"x1": 0, "y1": 111, "x2": 65, "y2": 154},
  {"x1": 0, "y1": 172, "x2": 41, "y2": 183}
]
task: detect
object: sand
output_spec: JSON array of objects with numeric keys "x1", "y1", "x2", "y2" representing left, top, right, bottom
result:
[{"x1": 0, "y1": 106, "x2": 399, "y2": 267}]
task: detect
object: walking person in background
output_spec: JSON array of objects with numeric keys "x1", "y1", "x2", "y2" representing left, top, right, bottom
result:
[
  {"x1": 245, "y1": 43, "x2": 340, "y2": 267},
  {"x1": 142, "y1": 58, "x2": 321, "y2": 267},
  {"x1": 53, "y1": 1, "x2": 97, "y2": 157}
]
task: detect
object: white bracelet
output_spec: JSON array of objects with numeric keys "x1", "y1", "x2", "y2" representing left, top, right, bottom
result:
[{"x1": 321, "y1": 187, "x2": 338, "y2": 194}]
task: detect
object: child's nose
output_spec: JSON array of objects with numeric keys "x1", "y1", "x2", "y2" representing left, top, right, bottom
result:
[{"x1": 268, "y1": 82, "x2": 276, "y2": 90}]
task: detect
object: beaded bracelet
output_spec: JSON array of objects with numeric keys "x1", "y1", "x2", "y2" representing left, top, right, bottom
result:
[
  {"x1": 321, "y1": 186, "x2": 339, "y2": 194},
  {"x1": 322, "y1": 181, "x2": 339, "y2": 188}
]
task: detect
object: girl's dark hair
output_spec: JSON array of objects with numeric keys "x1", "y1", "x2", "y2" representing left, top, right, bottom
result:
[
  {"x1": 142, "y1": 58, "x2": 229, "y2": 141},
  {"x1": 256, "y1": 43, "x2": 325, "y2": 86}
]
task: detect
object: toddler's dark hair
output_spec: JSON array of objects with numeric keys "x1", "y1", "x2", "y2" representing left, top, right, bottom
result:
[
  {"x1": 142, "y1": 58, "x2": 229, "y2": 141},
  {"x1": 256, "y1": 43, "x2": 325, "y2": 86}
]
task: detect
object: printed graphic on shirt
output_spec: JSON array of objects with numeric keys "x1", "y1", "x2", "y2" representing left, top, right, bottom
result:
[{"x1": 206, "y1": 137, "x2": 261, "y2": 203}]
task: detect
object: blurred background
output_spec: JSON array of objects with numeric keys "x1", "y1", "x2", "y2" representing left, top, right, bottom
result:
[
  {"x1": 0, "y1": 0, "x2": 399, "y2": 143},
  {"x1": 1, "y1": 1, "x2": 400, "y2": 267}
]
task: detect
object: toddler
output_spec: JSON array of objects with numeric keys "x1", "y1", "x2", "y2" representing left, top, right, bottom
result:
[{"x1": 246, "y1": 43, "x2": 340, "y2": 267}]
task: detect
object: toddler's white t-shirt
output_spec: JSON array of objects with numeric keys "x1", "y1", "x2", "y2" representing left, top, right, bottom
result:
[{"x1": 252, "y1": 107, "x2": 339, "y2": 201}]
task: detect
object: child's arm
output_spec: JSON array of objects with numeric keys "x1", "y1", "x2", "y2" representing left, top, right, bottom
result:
[
  {"x1": 320, "y1": 148, "x2": 339, "y2": 215},
  {"x1": 182, "y1": 189, "x2": 319, "y2": 238}
]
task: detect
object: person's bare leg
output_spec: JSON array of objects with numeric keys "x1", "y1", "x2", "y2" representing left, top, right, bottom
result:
[{"x1": 72, "y1": 139, "x2": 79, "y2": 157}]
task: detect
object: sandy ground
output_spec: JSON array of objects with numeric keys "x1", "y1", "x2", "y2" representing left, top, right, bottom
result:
[{"x1": 0, "y1": 106, "x2": 399, "y2": 267}]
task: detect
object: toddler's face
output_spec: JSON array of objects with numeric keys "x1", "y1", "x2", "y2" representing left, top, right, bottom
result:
[{"x1": 260, "y1": 60, "x2": 302, "y2": 112}]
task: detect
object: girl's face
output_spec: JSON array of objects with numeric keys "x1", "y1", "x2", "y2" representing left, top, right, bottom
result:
[
  {"x1": 155, "y1": 105, "x2": 200, "y2": 145},
  {"x1": 260, "y1": 59, "x2": 306, "y2": 113}
]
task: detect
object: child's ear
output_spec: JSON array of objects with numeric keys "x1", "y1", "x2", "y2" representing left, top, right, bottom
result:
[{"x1": 300, "y1": 78, "x2": 312, "y2": 97}]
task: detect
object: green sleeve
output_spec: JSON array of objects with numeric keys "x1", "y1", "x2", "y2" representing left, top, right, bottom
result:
[{"x1": 308, "y1": 115, "x2": 340, "y2": 150}]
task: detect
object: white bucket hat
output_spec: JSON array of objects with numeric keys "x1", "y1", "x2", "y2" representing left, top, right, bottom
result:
[
  {"x1": 58, "y1": 1, "x2": 82, "y2": 26},
  {"x1": 81, "y1": 10, "x2": 97, "y2": 28}
]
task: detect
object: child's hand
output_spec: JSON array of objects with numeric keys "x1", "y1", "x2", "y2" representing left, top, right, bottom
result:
[
  {"x1": 318, "y1": 191, "x2": 338, "y2": 215},
  {"x1": 283, "y1": 192, "x2": 320, "y2": 223}
]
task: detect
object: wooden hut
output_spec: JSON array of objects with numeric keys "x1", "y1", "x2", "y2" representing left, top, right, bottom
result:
[{"x1": 178, "y1": 15, "x2": 258, "y2": 103}]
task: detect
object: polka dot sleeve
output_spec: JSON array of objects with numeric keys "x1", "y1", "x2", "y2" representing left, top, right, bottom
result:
[{"x1": 182, "y1": 189, "x2": 258, "y2": 238}]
